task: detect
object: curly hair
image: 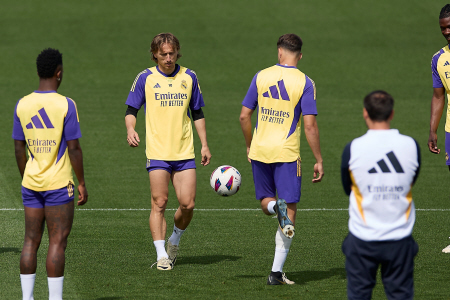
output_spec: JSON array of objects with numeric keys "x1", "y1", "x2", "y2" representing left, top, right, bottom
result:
[
  {"x1": 149, "y1": 33, "x2": 182, "y2": 63},
  {"x1": 440, "y1": 4, "x2": 450, "y2": 19},
  {"x1": 277, "y1": 34, "x2": 303, "y2": 54},
  {"x1": 36, "y1": 48, "x2": 62, "y2": 79}
]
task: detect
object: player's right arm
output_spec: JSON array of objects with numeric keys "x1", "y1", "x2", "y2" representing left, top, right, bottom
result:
[
  {"x1": 239, "y1": 106, "x2": 254, "y2": 163},
  {"x1": 14, "y1": 140, "x2": 27, "y2": 178},
  {"x1": 428, "y1": 87, "x2": 445, "y2": 154},
  {"x1": 125, "y1": 113, "x2": 140, "y2": 147},
  {"x1": 125, "y1": 70, "x2": 148, "y2": 148}
]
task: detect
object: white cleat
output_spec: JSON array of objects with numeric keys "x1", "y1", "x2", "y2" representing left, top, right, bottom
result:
[{"x1": 442, "y1": 238, "x2": 450, "y2": 253}]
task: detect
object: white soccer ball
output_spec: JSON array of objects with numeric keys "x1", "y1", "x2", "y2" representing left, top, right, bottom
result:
[{"x1": 210, "y1": 165, "x2": 242, "y2": 196}]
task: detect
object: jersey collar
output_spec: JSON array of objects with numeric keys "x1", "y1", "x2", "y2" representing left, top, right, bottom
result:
[
  {"x1": 276, "y1": 63, "x2": 297, "y2": 69},
  {"x1": 34, "y1": 90, "x2": 57, "y2": 93},
  {"x1": 156, "y1": 64, "x2": 180, "y2": 77}
]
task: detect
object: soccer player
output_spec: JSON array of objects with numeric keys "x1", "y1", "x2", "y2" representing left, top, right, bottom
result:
[
  {"x1": 341, "y1": 91, "x2": 420, "y2": 300},
  {"x1": 12, "y1": 48, "x2": 88, "y2": 300},
  {"x1": 125, "y1": 33, "x2": 211, "y2": 270},
  {"x1": 240, "y1": 33, "x2": 324, "y2": 285},
  {"x1": 430, "y1": 4, "x2": 450, "y2": 254}
]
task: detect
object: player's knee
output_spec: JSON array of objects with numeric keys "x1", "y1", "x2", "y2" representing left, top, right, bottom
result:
[
  {"x1": 151, "y1": 196, "x2": 168, "y2": 211},
  {"x1": 24, "y1": 232, "x2": 42, "y2": 247},
  {"x1": 179, "y1": 200, "x2": 195, "y2": 212}
]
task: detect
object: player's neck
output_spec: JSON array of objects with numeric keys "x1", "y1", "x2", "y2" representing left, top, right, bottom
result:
[
  {"x1": 38, "y1": 78, "x2": 58, "y2": 92},
  {"x1": 366, "y1": 120, "x2": 391, "y2": 130},
  {"x1": 278, "y1": 58, "x2": 298, "y2": 67}
]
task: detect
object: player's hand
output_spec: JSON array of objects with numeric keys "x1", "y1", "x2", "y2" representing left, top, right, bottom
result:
[
  {"x1": 428, "y1": 132, "x2": 440, "y2": 154},
  {"x1": 312, "y1": 161, "x2": 324, "y2": 183},
  {"x1": 246, "y1": 147, "x2": 251, "y2": 163},
  {"x1": 127, "y1": 130, "x2": 140, "y2": 147},
  {"x1": 201, "y1": 145, "x2": 211, "y2": 166},
  {"x1": 77, "y1": 184, "x2": 88, "y2": 206}
]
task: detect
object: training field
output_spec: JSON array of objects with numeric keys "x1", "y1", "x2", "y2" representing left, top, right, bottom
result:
[{"x1": 1, "y1": 0, "x2": 449, "y2": 299}]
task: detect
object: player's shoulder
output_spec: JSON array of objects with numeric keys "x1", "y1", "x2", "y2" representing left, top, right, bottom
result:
[
  {"x1": 431, "y1": 46, "x2": 448, "y2": 62},
  {"x1": 181, "y1": 66, "x2": 199, "y2": 82},
  {"x1": 134, "y1": 68, "x2": 154, "y2": 79}
]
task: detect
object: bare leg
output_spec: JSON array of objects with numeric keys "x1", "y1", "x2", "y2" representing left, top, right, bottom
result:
[
  {"x1": 45, "y1": 201, "x2": 74, "y2": 277},
  {"x1": 260, "y1": 197, "x2": 277, "y2": 216},
  {"x1": 287, "y1": 203, "x2": 297, "y2": 226},
  {"x1": 20, "y1": 207, "x2": 45, "y2": 274},
  {"x1": 149, "y1": 170, "x2": 170, "y2": 241},
  {"x1": 171, "y1": 169, "x2": 196, "y2": 230}
]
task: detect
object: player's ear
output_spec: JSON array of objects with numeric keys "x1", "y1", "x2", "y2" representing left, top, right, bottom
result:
[
  {"x1": 363, "y1": 108, "x2": 369, "y2": 119},
  {"x1": 389, "y1": 110, "x2": 394, "y2": 121}
]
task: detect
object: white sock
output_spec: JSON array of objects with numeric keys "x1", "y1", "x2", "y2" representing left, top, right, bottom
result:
[
  {"x1": 48, "y1": 276, "x2": 64, "y2": 300},
  {"x1": 20, "y1": 273, "x2": 36, "y2": 300},
  {"x1": 267, "y1": 201, "x2": 276, "y2": 214},
  {"x1": 168, "y1": 225, "x2": 185, "y2": 246},
  {"x1": 153, "y1": 240, "x2": 168, "y2": 260},
  {"x1": 271, "y1": 228, "x2": 293, "y2": 272}
]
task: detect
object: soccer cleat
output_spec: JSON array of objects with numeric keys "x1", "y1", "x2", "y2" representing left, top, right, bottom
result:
[
  {"x1": 443, "y1": 238, "x2": 450, "y2": 253},
  {"x1": 156, "y1": 257, "x2": 173, "y2": 271},
  {"x1": 274, "y1": 199, "x2": 295, "y2": 238},
  {"x1": 166, "y1": 241, "x2": 179, "y2": 265},
  {"x1": 267, "y1": 272, "x2": 295, "y2": 285}
]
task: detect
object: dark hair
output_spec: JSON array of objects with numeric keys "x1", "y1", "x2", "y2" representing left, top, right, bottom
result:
[
  {"x1": 364, "y1": 90, "x2": 394, "y2": 121},
  {"x1": 150, "y1": 33, "x2": 182, "y2": 63},
  {"x1": 36, "y1": 48, "x2": 62, "y2": 79},
  {"x1": 440, "y1": 4, "x2": 450, "y2": 19},
  {"x1": 277, "y1": 34, "x2": 303, "y2": 54}
]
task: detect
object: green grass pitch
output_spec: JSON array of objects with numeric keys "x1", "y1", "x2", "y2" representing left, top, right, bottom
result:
[{"x1": 1, "y1": 0, "x2": 449, "y2": 299}]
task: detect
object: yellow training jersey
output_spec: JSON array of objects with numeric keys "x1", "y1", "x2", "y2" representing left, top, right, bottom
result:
[
  {"x1": 12, "y1": 91, "x2": 82, "y2": 191},
  {"x1": 432, "y1": 45, "x2": 450, "y2": 132},
  {"x1": 126, "y1": 64, "x2": 204, "y2": 161},
  {"x1": 242, "y1": 64, "x2": 317, "y2": 163}
]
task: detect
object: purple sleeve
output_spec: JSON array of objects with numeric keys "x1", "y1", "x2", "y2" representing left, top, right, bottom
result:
[
  {"x1": 186, "y1": 69, "x2": 205, "y2": 110},
  {"x1": 64, "y1": 98, "x2": 82, "y2": 141},
  {"x1": 12, "y1": 99, "x2": 25, "y2": 140},
  {"x1": 432, "y1": 50, "x2": 444, "y2": 88},
  {"x1": 125, "y1": 70, "x2": 151, "y2": 109},
  {"x1": 242, "y1": 72, "x2": 260, "y2": 110},
  {"x1": 300, "y1": 76, "x2": 318, "y2": 115}
]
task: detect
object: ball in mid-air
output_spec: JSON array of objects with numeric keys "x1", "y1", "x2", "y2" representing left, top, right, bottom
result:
[{"x1": 210, "y1": 165, "x2": 241, "y2": 196}]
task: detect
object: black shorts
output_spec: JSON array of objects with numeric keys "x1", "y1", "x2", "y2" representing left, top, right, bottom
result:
[{"x1": 342, "y1": 232, "x2": 418, "y2": 300}]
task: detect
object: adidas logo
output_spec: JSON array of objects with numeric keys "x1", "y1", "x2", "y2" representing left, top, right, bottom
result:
[
  {"x1": 262, "y1": 79, "x2": 290, "y2": 101},
  {"x1": 25, "y1": 108, "x2": 54, "y2": 129},
  {"x1": 153, "y1": 83, "x2": 161, "y2": 88},
  {"x1": 445, "y1": 61, "x2": 450, "y2": 66},
  {"x1": 368, "y1": 151, "x2": 404, "y2": 174}
]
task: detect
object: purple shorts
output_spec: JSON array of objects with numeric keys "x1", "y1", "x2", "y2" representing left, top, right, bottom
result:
[
  {"x1": 22, "y1": 183, "x2": 75, "y2": 208},
  {"x1": 446, "y1": 132, "x2": 450, "y2": 165},
  {"x1": 251, "y1": 159, "x2": 302, "y2": 204},
  {"x1": 146, "y1": 159, "x2": 196, "y2": 173}
]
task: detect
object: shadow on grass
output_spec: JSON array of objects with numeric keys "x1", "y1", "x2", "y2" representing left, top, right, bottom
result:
[
  {"x1": 236, "y1": 268, "x2": 346, "y2": 284},
  {"x1": 176, "y1": 255, "x2": 241, "y2": 265},
  {"x1": 95, "y1": 298, "x2": 124, "y2": 300},
  {"x1": 0, "y1": 247, "x2": 21, "y2": 254},
  {"x1": 289, "y1": 268, "x2": 346, "y2": 285}
]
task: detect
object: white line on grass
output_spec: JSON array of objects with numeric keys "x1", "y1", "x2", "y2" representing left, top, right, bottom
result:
[{"x1": 1, "y1": 208, "x2": 450, "y2": 211}]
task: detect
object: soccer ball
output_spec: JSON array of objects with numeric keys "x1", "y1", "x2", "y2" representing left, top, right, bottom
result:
[{"x1": 210, "y1": 165, "x2": 242, "y2": 196}]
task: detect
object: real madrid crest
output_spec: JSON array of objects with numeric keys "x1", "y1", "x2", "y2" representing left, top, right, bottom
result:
[
  {"x1": 446, "y1": 152, "x2": 449, "y2": 161},
  {"x1": 181, "y1": 80, "x2": 188, "y2": 90}
]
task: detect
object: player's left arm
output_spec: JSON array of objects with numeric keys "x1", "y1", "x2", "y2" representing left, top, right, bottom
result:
[
  {"x1": 303, "y1": 114, "x2": 324, "y2": 182},
  {"x1": 67, "y1": 139, "x2": 88, "y2": 206},
  {"x1": 193, "y1": 114, "x2": 211, "y2": 166},
  {"x1": 14, "y1": 140, "x2": 27, "y2": 178}
]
